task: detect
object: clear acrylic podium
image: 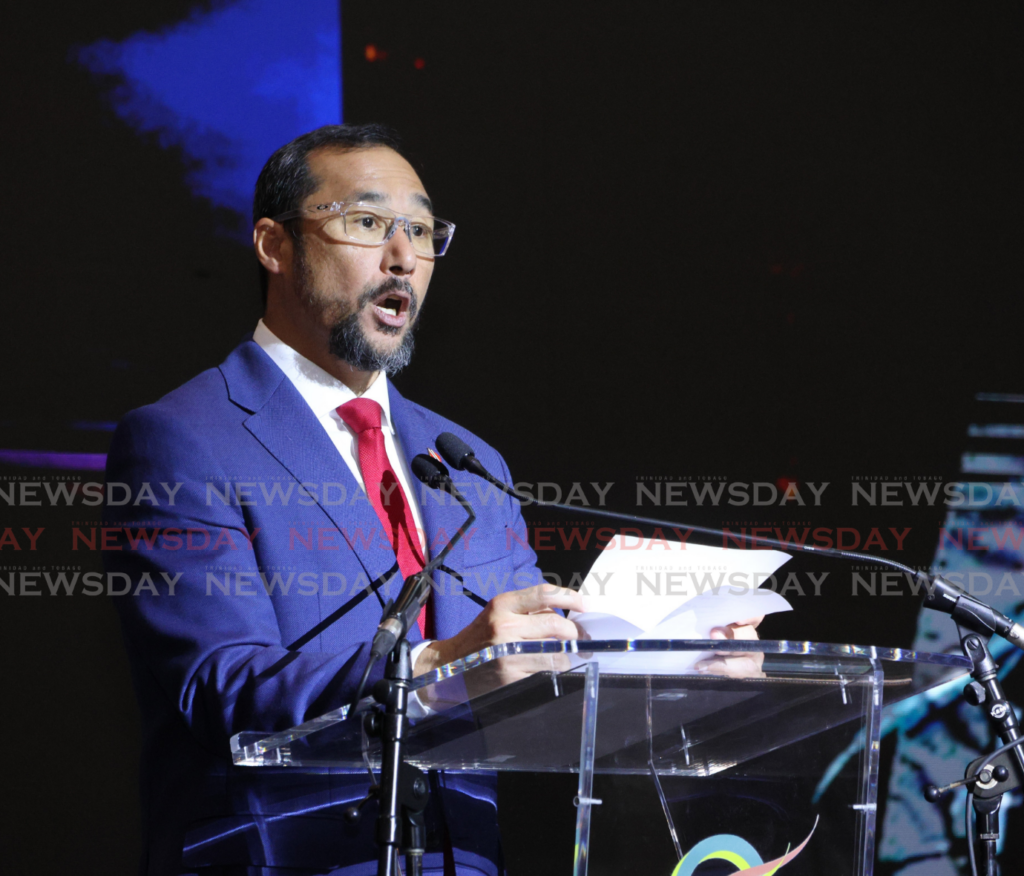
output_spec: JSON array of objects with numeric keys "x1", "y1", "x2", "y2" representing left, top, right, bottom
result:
[{"x1": 231, "y1": 640, "x2": 969, "y2": 876}]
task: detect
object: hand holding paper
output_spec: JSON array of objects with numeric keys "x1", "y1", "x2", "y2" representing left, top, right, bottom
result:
[{"x1": 568, "y1": 535, "x2": 794, "y2": 674}]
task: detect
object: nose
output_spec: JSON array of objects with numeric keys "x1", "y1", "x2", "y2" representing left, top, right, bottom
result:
[{"x1": 379, "y1": 218, "x2": 419, "y2": 276}]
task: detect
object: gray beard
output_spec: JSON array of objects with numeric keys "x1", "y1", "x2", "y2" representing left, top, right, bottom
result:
[
  {"x1": 326, "y1": 281, "x2": 419, "y2": 375},
  {"x1": 328, "y1": 308, "x2": 416, "y2": 375},
  {"x1": 294, "y1": 243, "x2": 420, "y2": 375}
]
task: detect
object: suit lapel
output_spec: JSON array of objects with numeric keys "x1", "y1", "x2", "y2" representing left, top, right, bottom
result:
[
  {"x1": 220, "y1": 342, "x2": 479, "y2": 639},
  {"x1": 222, "y1": 341, "x2": 399, "y2": 589}
]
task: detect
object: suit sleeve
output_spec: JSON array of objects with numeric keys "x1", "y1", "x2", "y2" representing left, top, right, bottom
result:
[{"x1": 104, "y1": 407, "x2": 380, "y2": 755}]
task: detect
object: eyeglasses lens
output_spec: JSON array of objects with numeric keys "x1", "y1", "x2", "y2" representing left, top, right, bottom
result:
[{"x1": 341, "y1": 207, "x2": 448, "y2": 256}]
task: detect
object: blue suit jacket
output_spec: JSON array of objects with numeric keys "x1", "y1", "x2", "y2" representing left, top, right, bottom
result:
[{"x1": 104, "y1": 340, "x2": 544, "y2": 876}]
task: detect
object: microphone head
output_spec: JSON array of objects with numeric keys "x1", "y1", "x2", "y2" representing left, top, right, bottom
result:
[
  {"x1": 411, "y1": 453, "x2": 450, "y2": 490},
  {"x1": 436, "y1": 432, "x2": 475, "y2": 471}
]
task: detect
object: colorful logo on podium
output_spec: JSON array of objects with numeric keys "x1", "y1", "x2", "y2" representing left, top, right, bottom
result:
[{"x1": 671, "y1": 818, "x2": 817, "y2": 876}]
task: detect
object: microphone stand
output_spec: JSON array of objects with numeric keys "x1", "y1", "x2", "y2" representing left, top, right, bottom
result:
[
  {"x1": 350, "y1": 460, "x2": 477, "y2": 876},
  {"x1": 921, "y1": 623, "x2": 1023, "y2": 876},
  {"x1": 373, "y1": 638, "x2": 426, "y2": 876},
  {"x1": 951, "y1": 625, "x2": 1022, "y2": 876}
]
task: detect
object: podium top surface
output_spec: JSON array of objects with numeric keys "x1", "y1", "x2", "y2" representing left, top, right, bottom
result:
[
  {"x1": 231, "y1": 640, "x2": 970, "y2": 775},
  {"x1": 410, "y1": 637, "x2": 970, "y2": 683}
]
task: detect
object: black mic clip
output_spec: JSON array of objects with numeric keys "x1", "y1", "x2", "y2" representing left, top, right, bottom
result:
[
  {"x1": 370, "y1": 572, "x2": 433, "y2": 661},
  {"x1": 923, "y1": 575, "x2": 1024, "y2": 651},
  {"x1": 922, "y1": 760, "x2": 1013, "y2": 803}
]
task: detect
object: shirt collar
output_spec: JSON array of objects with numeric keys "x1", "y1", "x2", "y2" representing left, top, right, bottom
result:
[{"x1": 253, "y1": 319, "x2": 394, "y2": 433}]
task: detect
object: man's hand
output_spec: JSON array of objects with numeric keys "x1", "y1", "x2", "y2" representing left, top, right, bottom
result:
[
  {"x1": 693, "y1": 616, "x2": 766, "y2": 678},
  {"x1": 413, "y1": 583, "x2": 584, "y2": 677}
]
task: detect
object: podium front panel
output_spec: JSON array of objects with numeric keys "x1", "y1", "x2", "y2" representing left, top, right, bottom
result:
[
  {"x1": 232, "y1": 640, "x2": 967, "y2": 774},
  {"x1": 229, "y1": 640, "x2": 969, "y2": 876}
]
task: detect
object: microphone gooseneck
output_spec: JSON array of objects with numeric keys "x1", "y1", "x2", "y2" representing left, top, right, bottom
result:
[
  {"x1": 436, "y1": 434, "x2": 921, "y2": 575},
  {"x1": 354, "y1": 452, "x2": 478, "y2": 705}
]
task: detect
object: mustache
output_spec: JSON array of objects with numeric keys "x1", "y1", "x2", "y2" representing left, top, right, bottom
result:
[{"x1": 357, "y1": 278, "x2": 419, "y2": 318}]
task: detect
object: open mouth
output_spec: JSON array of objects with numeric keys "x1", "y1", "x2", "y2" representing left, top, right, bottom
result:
[{"x1": 370, "y1": 289, "x2": 411, "y2": 328}]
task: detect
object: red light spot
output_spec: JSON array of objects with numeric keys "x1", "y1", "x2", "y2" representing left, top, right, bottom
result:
[
  {"x1": 776, "y1": 477, "x2": 796, "y2": 493},
  {"x1": 414, "y1": 57, "x2": 426, "y2": 70},
  {"x1": 769, "y1": 263, "x2": 783, "y2": 275},
  {"x1": 365, "y1": 44, "x2": 377, "y2": 61}
]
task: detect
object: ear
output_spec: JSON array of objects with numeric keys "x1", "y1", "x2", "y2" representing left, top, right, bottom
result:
[{"x1": 254, "y1": 218, "x2": 291, "y2": 276}]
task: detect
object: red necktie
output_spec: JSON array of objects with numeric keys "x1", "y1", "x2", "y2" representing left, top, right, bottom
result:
[{"x1": 337, "y1": 398, "x2": 429, "y2": 636}]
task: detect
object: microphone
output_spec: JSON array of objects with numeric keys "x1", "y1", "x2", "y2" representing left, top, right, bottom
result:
[
  {"x1": 411, "y1": 453, "x2": 453, "y2": 492},
  {"x1": 435, "y1": 432, "x2": 493, "y2": 481},
  {"x1": 435, "y1": 433, "x2": 1024, "y2": 650}
]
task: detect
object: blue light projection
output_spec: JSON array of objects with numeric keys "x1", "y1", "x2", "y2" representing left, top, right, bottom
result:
[{"x1": 76, "y1": 0, "x2": 341, "y2": 238}]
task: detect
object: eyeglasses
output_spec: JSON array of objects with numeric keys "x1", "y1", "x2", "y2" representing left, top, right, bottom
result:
[{"x1": 272, "y1": 201, "x2": 455, "y2": 257}]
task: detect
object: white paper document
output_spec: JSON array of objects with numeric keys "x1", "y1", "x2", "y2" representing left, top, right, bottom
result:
[{"x1": 567, "y1": 535, "x2": 793, "y2": 673}]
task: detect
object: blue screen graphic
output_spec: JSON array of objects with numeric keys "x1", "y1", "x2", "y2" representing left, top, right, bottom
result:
[{"x1": 77, "y1": 0, "x2": 341, "y2": 237}]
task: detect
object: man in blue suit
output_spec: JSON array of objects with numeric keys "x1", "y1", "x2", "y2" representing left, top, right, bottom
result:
[{"x1": 105, "y1": 124, "x2": 584, "y2": 876}]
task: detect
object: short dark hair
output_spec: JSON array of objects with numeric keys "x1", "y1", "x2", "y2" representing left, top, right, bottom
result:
[{"x1": 252, "y1": 123, "x2": 410, "y2": 306}]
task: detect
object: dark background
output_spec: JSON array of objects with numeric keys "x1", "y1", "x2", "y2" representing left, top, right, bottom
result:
[{"x1": 2, "y1": 2, "x2": 1023, "y2": 872}]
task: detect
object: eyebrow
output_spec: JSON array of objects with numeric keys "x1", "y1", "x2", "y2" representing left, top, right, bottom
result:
[{"x1": 351, "y1": 190, "x2": 434, "y2": 214}]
